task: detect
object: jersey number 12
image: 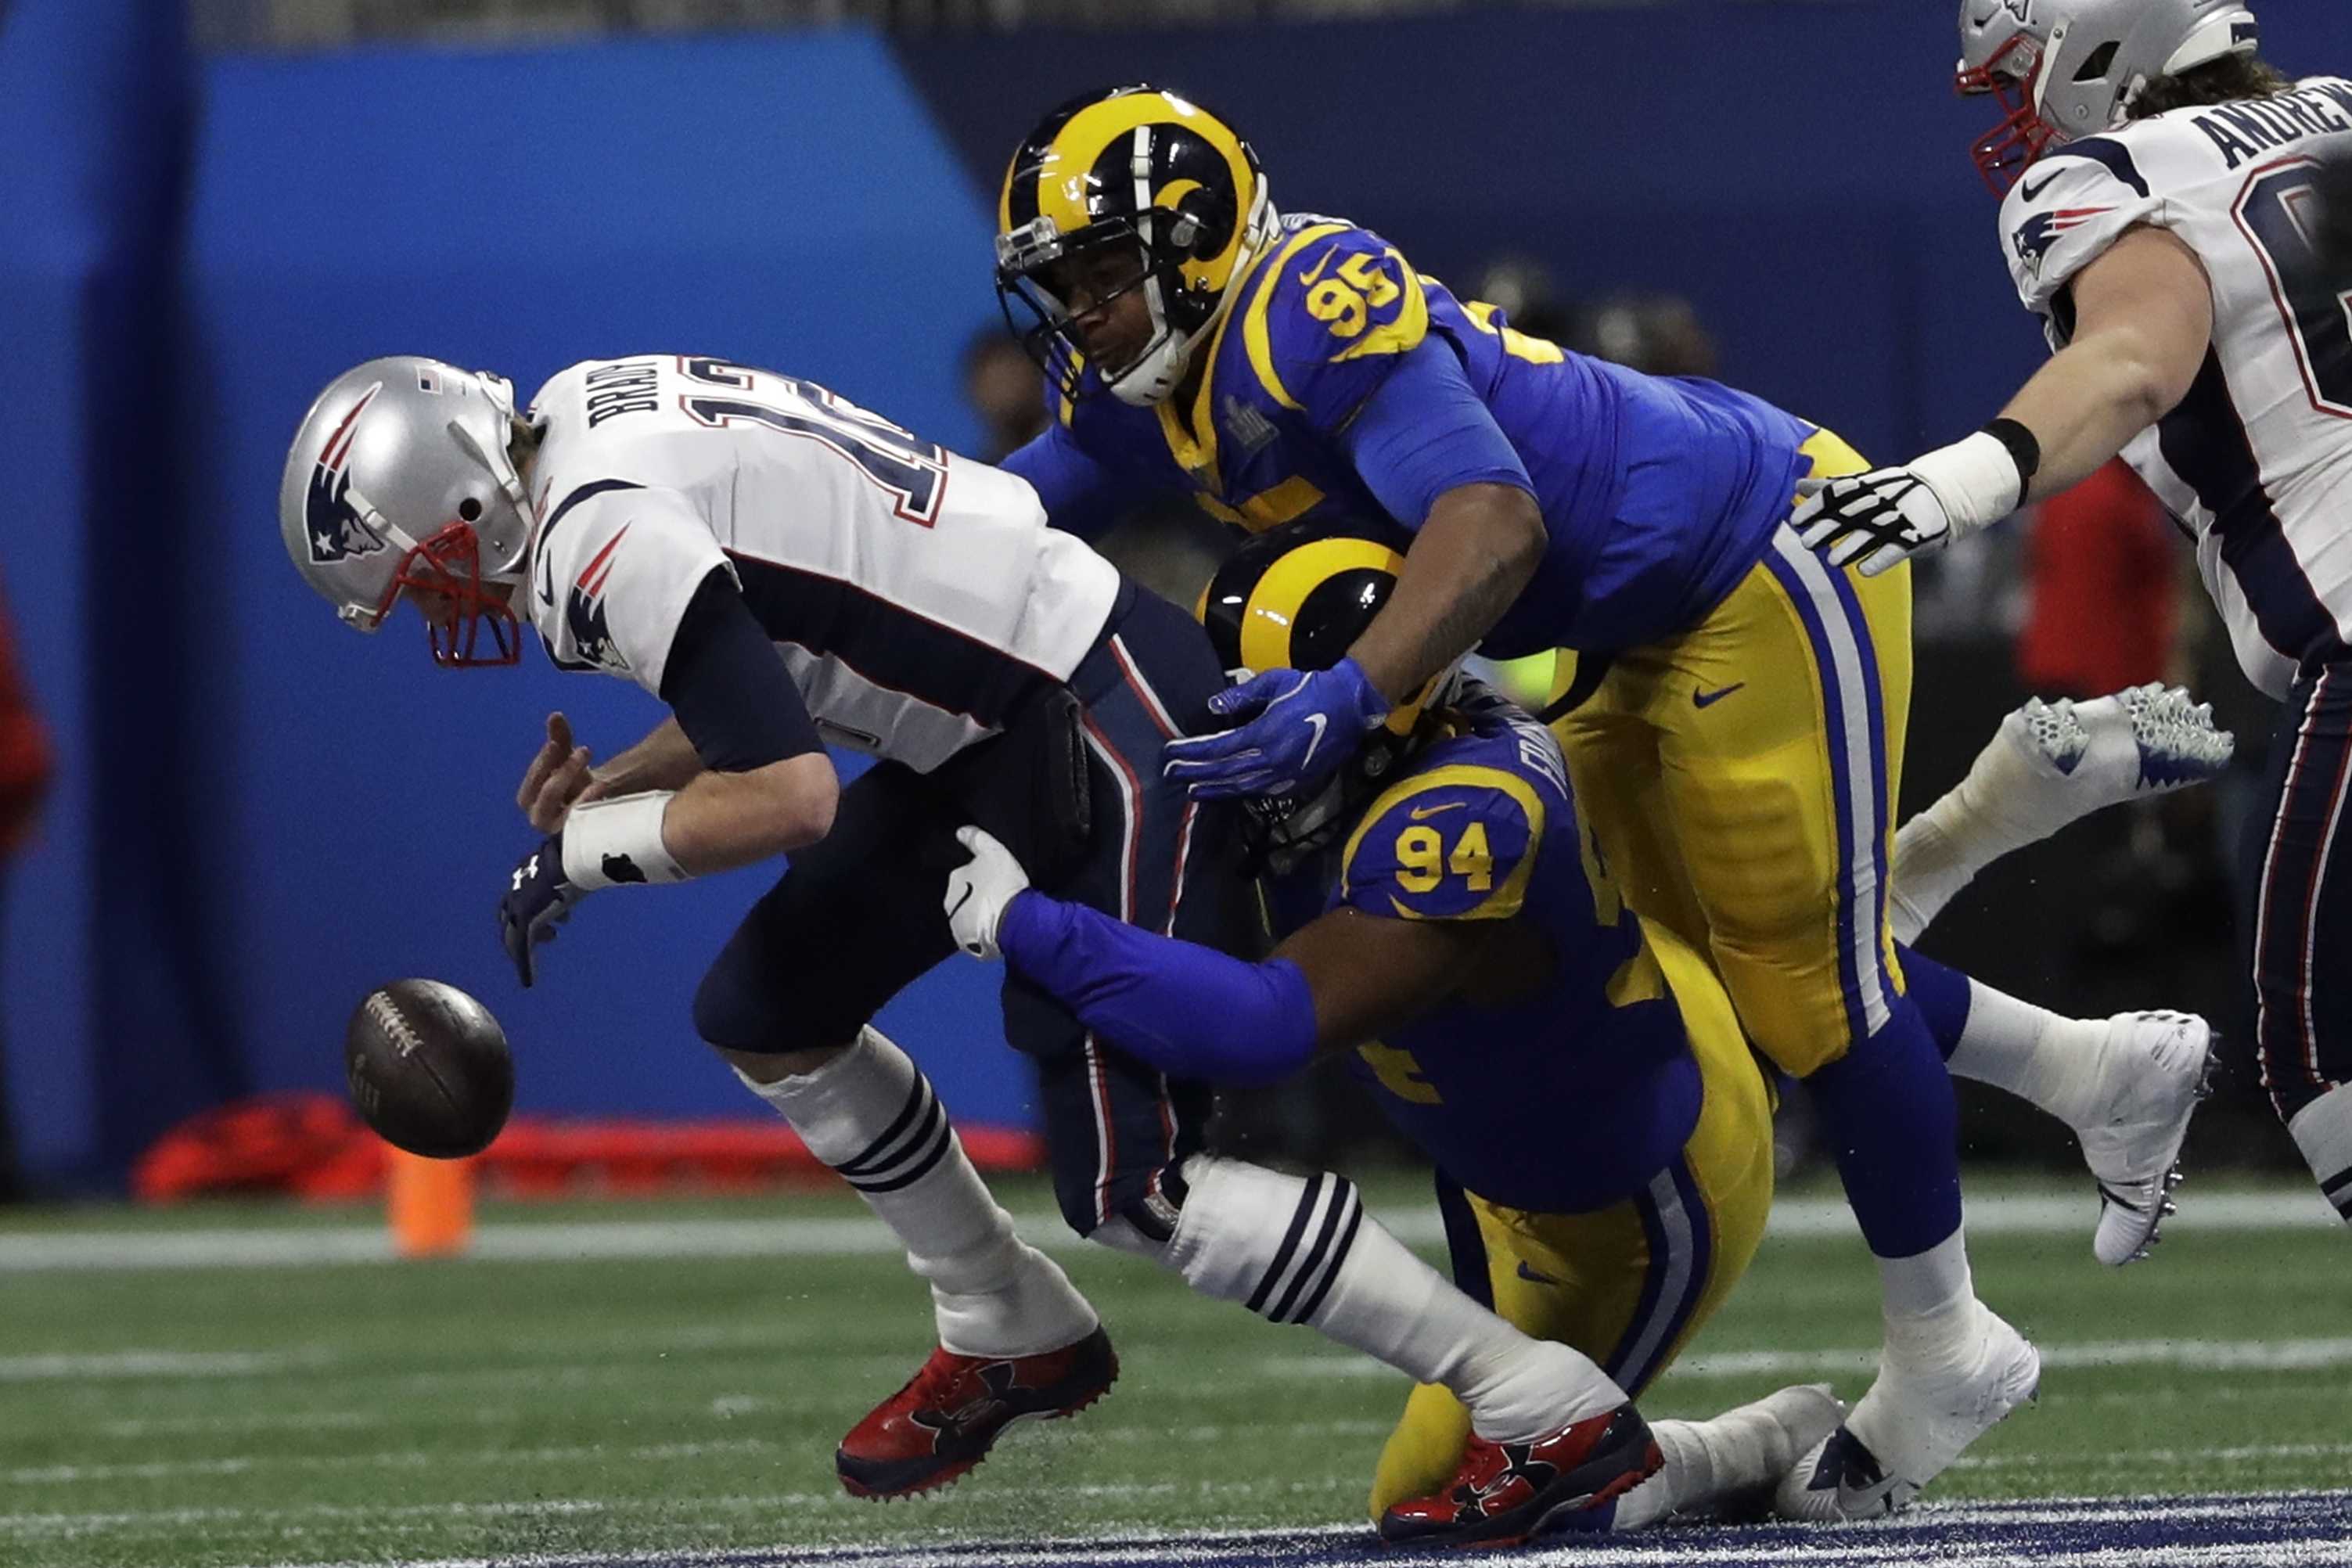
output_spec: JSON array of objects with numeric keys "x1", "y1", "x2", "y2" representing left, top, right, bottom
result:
[{"x1": 678, "y1": 358, "x2": 950, "y2": 523}]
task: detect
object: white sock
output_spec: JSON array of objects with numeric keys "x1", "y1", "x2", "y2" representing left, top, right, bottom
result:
[
  {"x1": 1873, "y1": 1229, "x2": 1979, "y2": 1372},
  {"x1": 1631, "y1": 1383, "x2": 1843, "y2": 1527},
  {"x1": 1154, "y1": 1156, "x2": 1625, "y2": 1444},
  {"x1": 1944, "y1": 979, "x2": 2114, "y2": 1130},
  {"x1": 1890, "y1": 799, "x2": 2026, "y2": 947},
  {"x1": 738, "y1": 1027, "x2": 1096, "y2": 1358},
  {"x1": 2288, "y1": 1085, "x2": 2352, "y2": 1227},
  {"x1": 1846, "y1": 1231, "x2": 1986, "y2": 1468},
  {"x1": 1611, "y1": 1422, "x2": 1703, "y2": 1531}
]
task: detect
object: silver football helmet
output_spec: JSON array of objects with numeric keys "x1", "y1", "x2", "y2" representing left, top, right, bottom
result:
[
  {"x1": 279, "y1": 357, "x2": 536, "y2": 667},
  {"x1": 1958, "y1": 0, "x2": 2260, "y2": 193}
]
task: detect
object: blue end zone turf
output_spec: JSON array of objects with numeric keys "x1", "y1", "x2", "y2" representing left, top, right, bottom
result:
[{"x1": 430, "y1": 1491, "x2": 2352, "y2": 1567}]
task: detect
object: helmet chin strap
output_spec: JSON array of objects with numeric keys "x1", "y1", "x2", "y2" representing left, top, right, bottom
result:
[
  {"x1": 1109, "y1": 177, "x2": 1282, "y2": 408},
  {"x1": 2030, "y1": 19, "x2": 2070, "y2": 119}
]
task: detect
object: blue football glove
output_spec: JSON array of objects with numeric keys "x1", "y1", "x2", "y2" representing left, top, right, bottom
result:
[
  {"x1": 497, "y1": 833, "x2": 587, "y2": 988},
  {"x1": 1161, "y1": 659, "x2": 1390, "y2": 800}
]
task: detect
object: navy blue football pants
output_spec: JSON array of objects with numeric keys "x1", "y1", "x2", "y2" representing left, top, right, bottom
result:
[
  {"x1": 692, "y1": 583, "x2": 1235, "y2": 1241},
  {"x1": 2243, "y1": 660, "x2": 2352, "y2": 1126}
]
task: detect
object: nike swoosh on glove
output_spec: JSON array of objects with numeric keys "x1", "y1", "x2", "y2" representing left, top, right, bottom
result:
[
  {"x1": 1160, "y1": 658, "x2": 1390, "y2": 800},
  {"x1": 944, "y1": 826, "x2": 1031, "y2": 962}
]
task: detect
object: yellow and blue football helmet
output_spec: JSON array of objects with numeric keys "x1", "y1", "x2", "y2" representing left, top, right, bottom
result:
[
  {"x1": 997, "y1": 85, "x2": 1278, "y2": 407},
  {"x1": 1199, "y1": 515, "x2": 1451, "y2": 866}
]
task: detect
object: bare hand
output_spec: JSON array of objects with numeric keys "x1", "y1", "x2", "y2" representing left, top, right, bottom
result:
[{"x1": 516, "y1": 713, "x2": 609, "y2": 833}]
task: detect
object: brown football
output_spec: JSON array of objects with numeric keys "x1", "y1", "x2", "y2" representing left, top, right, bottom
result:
[{"x1": 344, "y1": 979, "x2": 514, "y2": 1159}]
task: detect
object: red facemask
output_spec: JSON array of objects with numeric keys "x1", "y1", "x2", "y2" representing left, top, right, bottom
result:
[
  {"x1": 371, "y1": 520, "x2": 523, "y2": 668},
  {"x1": 1960, "y1": 34, "x2": 2061, "y2": 197}
]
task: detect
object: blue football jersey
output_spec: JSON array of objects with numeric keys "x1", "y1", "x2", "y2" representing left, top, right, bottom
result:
[
  {"x1": 1264, "y1": 692, "x2": 1704, "y2": 1214},
  {"x1": 1050, "y1": 213, "x2": 1818, "y2": 656}
]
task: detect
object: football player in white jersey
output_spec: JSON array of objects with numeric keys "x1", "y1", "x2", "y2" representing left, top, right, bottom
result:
[
  {"x1": 279, "y1": 353, "x2": 1786, "y2": 1528},
  {"x1": 1794, "y1": 1, "x2": 2352, "y2": 1251}
]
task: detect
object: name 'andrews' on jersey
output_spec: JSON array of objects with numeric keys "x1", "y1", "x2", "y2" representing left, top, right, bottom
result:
[
  {"x1": 1010, "y1": 213, "x2": 1816, "y2": 659},
  {"x1": 525, "y1": 356, "x2": 1119, "y2": 771}
]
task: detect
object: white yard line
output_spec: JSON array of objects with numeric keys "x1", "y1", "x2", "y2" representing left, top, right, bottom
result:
[
  {"x1": 1, "y1": 1424, "x2": 1403, "y2": 1486},
  {"x1": 0, "y1": 1189, "x2": 2338, "y2": 1274},
  {"x1": 94, "y1": 1410, "x2": 386, "y2": 1439},
  {"x1": 1955, "y1": 1441, "x2": 2352, "y2": 1472},
  {"x1": 1, "y1": 1437, "x2": 773, "y2": 1487},
  {"x1": 0, "y1": 1348, "x2": 336, "y2": 1383},
  {"x1": 16, "y1": 1332, "x2": 2352, "y2": 1401}
]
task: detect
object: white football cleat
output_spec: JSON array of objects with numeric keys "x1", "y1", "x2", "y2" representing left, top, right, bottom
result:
[
  {"x1": 2081, "y1": 1010, "x2": 2218, "y2": 1266},
  {"x1": 2003, "y1": 684, "x2": 2235, "y2": 825},
  {"x1": 1774, "y1": 1305, "x2": 2039, "y2": 1523}
]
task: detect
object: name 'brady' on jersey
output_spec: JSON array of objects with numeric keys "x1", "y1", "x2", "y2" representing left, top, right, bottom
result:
[
  {"x1": 2000, "y1": 77, "x2": 2352, "y2": 698},
  {"x1": 523, "y1": 356, "x2": 1120, "y2": 772}
]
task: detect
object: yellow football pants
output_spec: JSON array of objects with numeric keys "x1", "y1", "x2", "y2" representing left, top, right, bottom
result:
[
  {"x1": 1368, "y1": 925, "x2": 1775, "y2": 1518},
  {"x1": 1552, "y1": 430, "x2": 1912, "y2": 1076}
]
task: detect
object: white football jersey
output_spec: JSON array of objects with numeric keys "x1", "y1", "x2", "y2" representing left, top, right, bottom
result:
[
  {"x1": 523, "y1": 357, "x2": 1121, "y2": 772},
  {"x1": 2001, "y1": 77, "x2": 2352, "y2": 698}
]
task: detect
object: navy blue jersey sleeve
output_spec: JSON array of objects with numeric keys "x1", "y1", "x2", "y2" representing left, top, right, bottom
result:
[
  {"x1": 998, "y1": 422, "x2": 1123, "y2": 543},
  {"x1": 1337, "y1": 336, "x2": 1534, "y2": 530},
  {"x1": 658, "y1": 567, "x2": 823, "y2": 770}
]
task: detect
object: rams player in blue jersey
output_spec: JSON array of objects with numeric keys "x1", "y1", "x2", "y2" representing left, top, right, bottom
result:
[
  {"x1": 943, "y1": 523, "x2": 1847, "y2": 1545},
  {"x1": 990, "y1": 85, "x2": 2223, "y2": 1517},
  {"x1": 938, "y1": 523, "x2": 2229, "y2": 1541}
]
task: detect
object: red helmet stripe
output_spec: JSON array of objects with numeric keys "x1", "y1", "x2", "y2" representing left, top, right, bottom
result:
[{"x1": 318, "y1": 383, "x2": 383, "y2": 472}]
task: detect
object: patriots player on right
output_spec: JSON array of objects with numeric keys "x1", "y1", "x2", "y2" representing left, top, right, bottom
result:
[{"x1": 1794, "y1": 0, "x2": 2352, "y2": 1239}]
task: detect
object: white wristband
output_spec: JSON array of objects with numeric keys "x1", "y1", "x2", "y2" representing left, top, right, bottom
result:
[
  {"x1": 1909, "y1": 431, "x2": 2027, "y2": 536},
  {"x1": 562, "y1": 792, "x2": 689, "y2": 890}
]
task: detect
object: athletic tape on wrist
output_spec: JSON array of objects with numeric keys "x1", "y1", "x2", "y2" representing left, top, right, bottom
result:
[
  {"x1": 1912, "y1": 430, "x2": 2028, "y2": 532},
  {"x1": 561, "y1": 792, "x2": 689, "y2": 890}
]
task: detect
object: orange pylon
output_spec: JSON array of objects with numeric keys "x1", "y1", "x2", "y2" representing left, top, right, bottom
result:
[{"x1": 388, "y1": 1147, "x2": 476, "y2": 1258}]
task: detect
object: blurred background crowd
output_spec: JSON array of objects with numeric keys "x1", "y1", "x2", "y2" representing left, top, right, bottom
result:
[{"x1": 0, "y1": 0, "x2": 2332, "y2": 1203}]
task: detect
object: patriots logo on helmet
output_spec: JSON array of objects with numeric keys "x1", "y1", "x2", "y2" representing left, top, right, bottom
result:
[
  {"x1": 304, "y1": 382, "x2": 387, "y2": 564},
  {"x1": 565, "y1": 524, "x2": 631, "y2": 674},
  {"x1": 2012, "y1": 207, "x2": 2114, "y2": 273}
]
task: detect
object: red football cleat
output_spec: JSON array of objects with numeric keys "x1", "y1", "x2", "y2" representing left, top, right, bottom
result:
[
  {"x1": 1377, "y1": 1402, "x2": 1663, "y2": 1548},
  {"x1": 835, "y1": 1326, "x2": 1118, "y2": 1499}
]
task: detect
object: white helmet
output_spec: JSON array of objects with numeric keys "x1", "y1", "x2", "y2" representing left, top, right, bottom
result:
[
  {"x1": 279, "y1": 357, "x2": 536, "y2": 667},
  {"x1": 1958, "y1": 0, "x2": 2261, "y2": 193}
]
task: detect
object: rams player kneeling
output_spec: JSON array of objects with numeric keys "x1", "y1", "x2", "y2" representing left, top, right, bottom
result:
[{"x1": 946, "y1": 521, "x2": 1843, "y2": 1545}]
